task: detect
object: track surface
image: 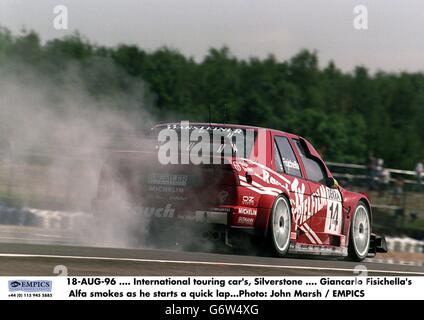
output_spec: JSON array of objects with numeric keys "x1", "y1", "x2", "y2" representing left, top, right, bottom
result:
[
  {"x1": 1, "y1": 243, "x2": 424, "y2": 276},
  {"x1": 0, "y1": 225, "x2": 423, "y2": 276}
]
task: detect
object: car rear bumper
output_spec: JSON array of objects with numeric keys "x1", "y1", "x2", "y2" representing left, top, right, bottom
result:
[{"x1": 193, "y1": 209, "x2": 228, "y2": 224}]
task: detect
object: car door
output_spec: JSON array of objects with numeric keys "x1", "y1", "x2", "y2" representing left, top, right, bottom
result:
[
  {"x1": 273, "y1": 135, "x2": 318, "y2": 244},
  {"x1": 292, "y1": 139, "x2": 343, "y2": 242}
]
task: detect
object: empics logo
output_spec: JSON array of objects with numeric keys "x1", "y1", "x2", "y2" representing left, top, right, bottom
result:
[{"x1": 9, "y1": 280, "x2": 53, "y2": 293}]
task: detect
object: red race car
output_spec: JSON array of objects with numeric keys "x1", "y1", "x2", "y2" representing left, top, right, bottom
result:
[{"x1": 93, "y1": 122, "x2": 387, "y2": 261}]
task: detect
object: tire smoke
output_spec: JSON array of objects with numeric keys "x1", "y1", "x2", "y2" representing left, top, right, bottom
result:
[{"x1": 0, "y1": 56, "x2": 155, "y2": 248}]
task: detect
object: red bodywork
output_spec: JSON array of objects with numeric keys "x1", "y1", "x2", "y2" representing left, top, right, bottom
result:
[{"x1": 94, "y1": 123, "x2": 376, "y2": 258}]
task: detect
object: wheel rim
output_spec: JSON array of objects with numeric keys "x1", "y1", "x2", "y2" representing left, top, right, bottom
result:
[
  {"x1": 272, "y1": 198, "x2": 291, "y2": 252},
  {"x1": 352, "y1": 205, "x2": 370, "y2": 257}
]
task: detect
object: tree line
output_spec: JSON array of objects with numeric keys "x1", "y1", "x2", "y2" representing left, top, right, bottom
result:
[{"x1": 1, "y1": 28, "x2": 423, "y2": 169}]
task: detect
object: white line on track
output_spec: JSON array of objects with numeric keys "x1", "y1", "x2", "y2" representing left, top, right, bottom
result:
[
  {"x1": 0, "y1": 253, "x2": 423, "y2": 275},
  {"x1": 0, "y1": 237, "x2": 72, "y2": 243}
]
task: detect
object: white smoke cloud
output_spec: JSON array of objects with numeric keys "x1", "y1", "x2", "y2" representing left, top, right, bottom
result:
[{"x1": 0, "y1": 57, "x2": 155, "y2": 248}]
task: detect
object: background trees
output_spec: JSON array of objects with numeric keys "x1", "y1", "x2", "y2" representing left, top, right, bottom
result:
[{"x1": 1, "y1": 29, "x2": 423, "y2": 169}]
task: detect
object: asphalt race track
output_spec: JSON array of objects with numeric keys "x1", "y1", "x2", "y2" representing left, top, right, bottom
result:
[{"x1": 0, "y1": 226, "x2": 423, "y2": 276}]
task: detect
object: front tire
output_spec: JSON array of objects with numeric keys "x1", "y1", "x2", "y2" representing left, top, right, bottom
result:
[
  {"x1": 270, "y1": 196, "x2": 292, "y2": 257},
  {"x1": 348, "y1": 201, "x2": 371, "y2": 261}
]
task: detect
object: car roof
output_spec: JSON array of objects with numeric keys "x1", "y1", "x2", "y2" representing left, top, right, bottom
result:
[
  {"x1": 152, "y1": 122, "x2": 297, "y2": 137},
  {"x1": 153, "y1": 122, "x2": 261, "y2": 130}
]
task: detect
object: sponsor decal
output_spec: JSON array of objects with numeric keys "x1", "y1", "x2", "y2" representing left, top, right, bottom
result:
[
  {"x1": 258, "y1": 169, "x2": 289, "y2": 192},
  {"x1": 9, "y1": 280, "x2": 52, "y2": 293},
  {"x1": 326, "y1": 187, "x2": 342, "y2": 201},
  {"x1": 325, "y1": 197, "x2": 342, "y2": 234},
  {"x1": 241, "y1": 195, "x2": 255, "y2": 206},
  {"x1": 158, "y1": 121, "x2": 259, "y2": 165},
  {"x1": 283, "y1": 158, "x2": 300, "y2": 170},
  {"x1": 133, "y1": 204, "x2": 175, "y2": 218},
  {"x1": 238, "y1": 207, "x2": 257, "y2": 216},
  {"x1": 166, "y1": 123, "x2": 244, "y2": 137},
  {"x1": 237, "y1": 216, "x2": 255, "y2": 226},
  {"x1": 290, "y1": 181, "x2": 343, "y2": 241},
  {"x1": 148, "y1": 185, "x2": 185, "y2": 193},
  {"x1": 291, "y1": 182, "x2": 327, "y2": 227},
  {"x1": 236, "y1": 157, "x2": 342, "y2": 243},
  {"x1": 148, "y1": 174, "x2": 188, "y2": 187}
]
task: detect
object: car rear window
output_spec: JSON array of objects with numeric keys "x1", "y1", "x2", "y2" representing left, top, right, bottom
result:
[{"x1": 154, "y1": 125, "x2": 257, "y2": 160}]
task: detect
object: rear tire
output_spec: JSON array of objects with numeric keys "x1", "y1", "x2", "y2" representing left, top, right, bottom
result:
[
  {"x1": 348, "y1": 201, "x2": 371, "y2": 261},
  {"x1": 270, "y1": 196, "x2": 292, "y2": 257}
]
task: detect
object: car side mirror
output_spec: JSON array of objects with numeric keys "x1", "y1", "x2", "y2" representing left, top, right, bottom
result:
[{"x1": 326, "y1": 177, "x2": 338, "y2": 189}]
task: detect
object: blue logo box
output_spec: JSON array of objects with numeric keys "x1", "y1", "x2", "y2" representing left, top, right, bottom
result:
[{"x1": 9, "y1": 280, "x2": 53, "y2": 292}]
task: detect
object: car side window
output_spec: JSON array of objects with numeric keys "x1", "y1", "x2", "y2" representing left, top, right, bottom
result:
[
  {"x1": 274, "y1": 142, "x2": 284, "y2": 172},
  {"x1": 274, "y1": 136, "x2": 302, "y2": 177},
  {"x1": 294, "y1": 140, "x2": 326, "y2": 183}
]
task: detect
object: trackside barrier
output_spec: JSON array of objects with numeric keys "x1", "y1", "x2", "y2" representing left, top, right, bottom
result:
[
  {"x1": 385, "y1": 236, "x2": 424, "y2": 254},
  {"x1": 0, "y1": 204, "x2": 89, "y2": 230},
  {"x1": 327, "y1": 161, "x2": 418, "y2": 187},
  {"x1": 1, "y1": 204, "x2": 423, "y2": 255}
]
